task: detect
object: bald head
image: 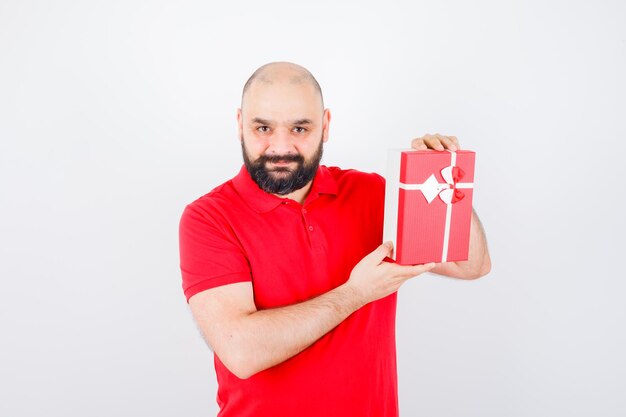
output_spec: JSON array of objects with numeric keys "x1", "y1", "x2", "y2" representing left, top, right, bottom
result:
[{"x1": 241, "y1": 62, "x2": 324, "y2": 109}]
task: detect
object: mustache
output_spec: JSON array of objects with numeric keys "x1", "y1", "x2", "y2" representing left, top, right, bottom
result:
[{"x1": 258, "y1": 153, "x2": 304, "y2": 164}]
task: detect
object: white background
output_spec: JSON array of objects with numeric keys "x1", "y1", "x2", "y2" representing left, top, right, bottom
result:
[{"x1": 1, "y1": 0, "x2": 625, "y2": 416}]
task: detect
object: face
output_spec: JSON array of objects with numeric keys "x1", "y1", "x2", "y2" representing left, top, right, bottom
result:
[{"x1": 237, "y1": 78, "x2": 331, "y2": 195}]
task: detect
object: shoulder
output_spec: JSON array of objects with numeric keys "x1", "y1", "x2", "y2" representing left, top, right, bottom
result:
[
  {"x1": 180, "y1": 178, "x2": 241, "y2": 229},
  {"x1": 321, "y1": 166, "x2": 386, "y2": 211},
  {"x1": 324, "y1": 165, "x2": 385, "y2": 190}
]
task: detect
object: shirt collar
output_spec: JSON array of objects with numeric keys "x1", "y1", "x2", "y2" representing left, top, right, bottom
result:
[{"x1": 232, "y1": 164, "x2": 338, "y2": 213}]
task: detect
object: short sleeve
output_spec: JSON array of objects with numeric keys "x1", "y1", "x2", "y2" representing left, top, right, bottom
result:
[
  {"x1": 178, "y1": 203, "x2": 252, "y2": 303},
  {"x1": 373, "y1": 171, "x2": 385, "y2": 188}
]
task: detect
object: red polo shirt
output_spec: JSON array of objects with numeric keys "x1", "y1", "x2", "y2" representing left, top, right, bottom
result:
[{"x1": 179, "y1": 165, "x2": 398, "y2": 417}]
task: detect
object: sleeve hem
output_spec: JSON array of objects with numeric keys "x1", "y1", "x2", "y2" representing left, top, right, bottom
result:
[{"x1": 183, "y1": 272, "x2": 252, "y2": 303}]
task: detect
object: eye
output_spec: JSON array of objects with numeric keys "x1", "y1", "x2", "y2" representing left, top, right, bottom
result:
[
  {"x1": 293, "y1": 126, "x2": 307, "y2": 133},
  {"x1": 256, "y1": 126, "x2": 270, "y2": 133}
]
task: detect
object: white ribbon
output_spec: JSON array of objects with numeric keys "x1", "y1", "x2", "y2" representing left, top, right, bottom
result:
[
  {"x1": 398, "y1": 156, "x2": 473, "y2": 204},
  {"x1": 397, "y1": 151, "x2": 473, "y2": 262}
]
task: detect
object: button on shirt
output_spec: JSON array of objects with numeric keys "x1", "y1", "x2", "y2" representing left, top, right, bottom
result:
[{"x1": 179, "y1": 164, "x2": 398, "y2": 417}]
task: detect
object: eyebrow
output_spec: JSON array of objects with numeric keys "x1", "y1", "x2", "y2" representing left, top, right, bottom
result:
[
  {"x1": 289, "y1": 118, "x2": 313, "y2": 125},
  {"x1": 251, "y1": 117, "x2": 314, "y2": 125},
  {"x1": 251, "y1": 117, "x2": 272, "y2": 125}
]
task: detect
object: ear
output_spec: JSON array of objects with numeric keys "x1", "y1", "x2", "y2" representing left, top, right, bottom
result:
[
  {"x1": 322, "y1": 108, "x2": 331, "y2": 143},
  {"x1": 236, "y1": 108, "x2": 243, "y2": 141}
]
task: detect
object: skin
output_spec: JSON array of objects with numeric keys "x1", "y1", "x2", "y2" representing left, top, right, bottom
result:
[{"x1": 189, "y1": 62, "x2": 491, "y2": 379}]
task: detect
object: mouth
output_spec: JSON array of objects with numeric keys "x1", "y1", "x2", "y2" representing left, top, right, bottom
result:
[{"x1": 267, "y1": 160, "x2": 296, "y2": 168}]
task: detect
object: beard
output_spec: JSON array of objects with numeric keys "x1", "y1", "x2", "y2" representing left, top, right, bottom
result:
[{"x1": 241, "y1": 135, "x2": 324, "y2": 195}]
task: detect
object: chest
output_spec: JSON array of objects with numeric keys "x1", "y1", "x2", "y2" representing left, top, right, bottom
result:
[{"x1": 232, "y1": 197, "x2": 382, "y2": 309}]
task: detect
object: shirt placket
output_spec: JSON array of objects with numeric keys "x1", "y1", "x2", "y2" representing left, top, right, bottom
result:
[{"x1": 302, "y1": 204, "x2": 328, "y2": 255}]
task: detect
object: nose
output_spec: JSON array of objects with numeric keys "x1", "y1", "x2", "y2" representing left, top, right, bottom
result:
[{"x1": 266, "y1": 128, "x2": 296, "y2": 155}]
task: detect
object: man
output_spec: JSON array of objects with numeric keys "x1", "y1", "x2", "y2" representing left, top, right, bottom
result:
[{"x1": 179, "y1": 61, "x2": 491, "y2": 417}]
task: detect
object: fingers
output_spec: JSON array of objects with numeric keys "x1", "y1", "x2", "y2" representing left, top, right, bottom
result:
[
  {"x1": 437, "y1": 135, "x2": 458, "y2": 151},
  {"x1": 410, "y1": 138, "x2": 428, "y2": 150},
  {"x1": 365, "y1": 241, "x2": 394, "y2": 265},
  {"x1": 448, "y1": 135, "x2": 460, "y2": 149},
  {"x1": 423, "y1": 135, "x2": 446, "y2": 151},
  {"x1": 410, "y1": 133, "x2": 460, "y2": 151},
  {"x1": 389, "y1": 262, "x2": 436, "y2": 279}
]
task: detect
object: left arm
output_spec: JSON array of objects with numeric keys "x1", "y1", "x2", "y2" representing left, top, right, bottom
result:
[
  {"x1": 430, "y1": 208, "x2": 491, "y2": 279},
  {"x1": 410, "y1": 133, "x2": 492, "y2": 279}
]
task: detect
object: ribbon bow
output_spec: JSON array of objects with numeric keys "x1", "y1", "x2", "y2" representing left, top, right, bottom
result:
[{"x1": 420, "y1": 166, "x2": 467, "y2": 204}]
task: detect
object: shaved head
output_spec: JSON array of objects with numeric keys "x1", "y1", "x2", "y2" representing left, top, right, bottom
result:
[{"x1": 241, "y1": 62, "x2": 324, "y2": 109}]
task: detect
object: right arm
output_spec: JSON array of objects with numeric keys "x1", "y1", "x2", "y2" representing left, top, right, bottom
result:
[{"x1": 189, "y1": 242, "x2": 435, "y2": 379}]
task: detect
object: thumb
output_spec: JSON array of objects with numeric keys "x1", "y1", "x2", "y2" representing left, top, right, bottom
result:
[{"x1": 367, "y1": 241, "x2": 393, "y2": 264}]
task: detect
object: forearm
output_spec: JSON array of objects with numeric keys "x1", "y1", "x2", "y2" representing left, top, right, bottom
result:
[
  {"x1": 225, "y1": 283, "x2": 363, "y2": 379},
  {"x1": 431, "y1": 208, "x2": 491, "y2": 279},
  {"x1": 203, "y1": 242, "x2": 434, "y2": 378},
  {"x1": 458, "y1": 209, "x2": 491, "y2": 276}
]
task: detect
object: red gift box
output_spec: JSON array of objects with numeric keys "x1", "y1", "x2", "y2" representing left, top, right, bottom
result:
[{"x1": 383, "y1": 149, "x2": 476, "y2": 265}]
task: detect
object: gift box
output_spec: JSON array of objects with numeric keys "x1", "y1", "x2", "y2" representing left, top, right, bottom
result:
[{"x1": 383, "y1": 149, "x2": 476, "y2": 265}]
